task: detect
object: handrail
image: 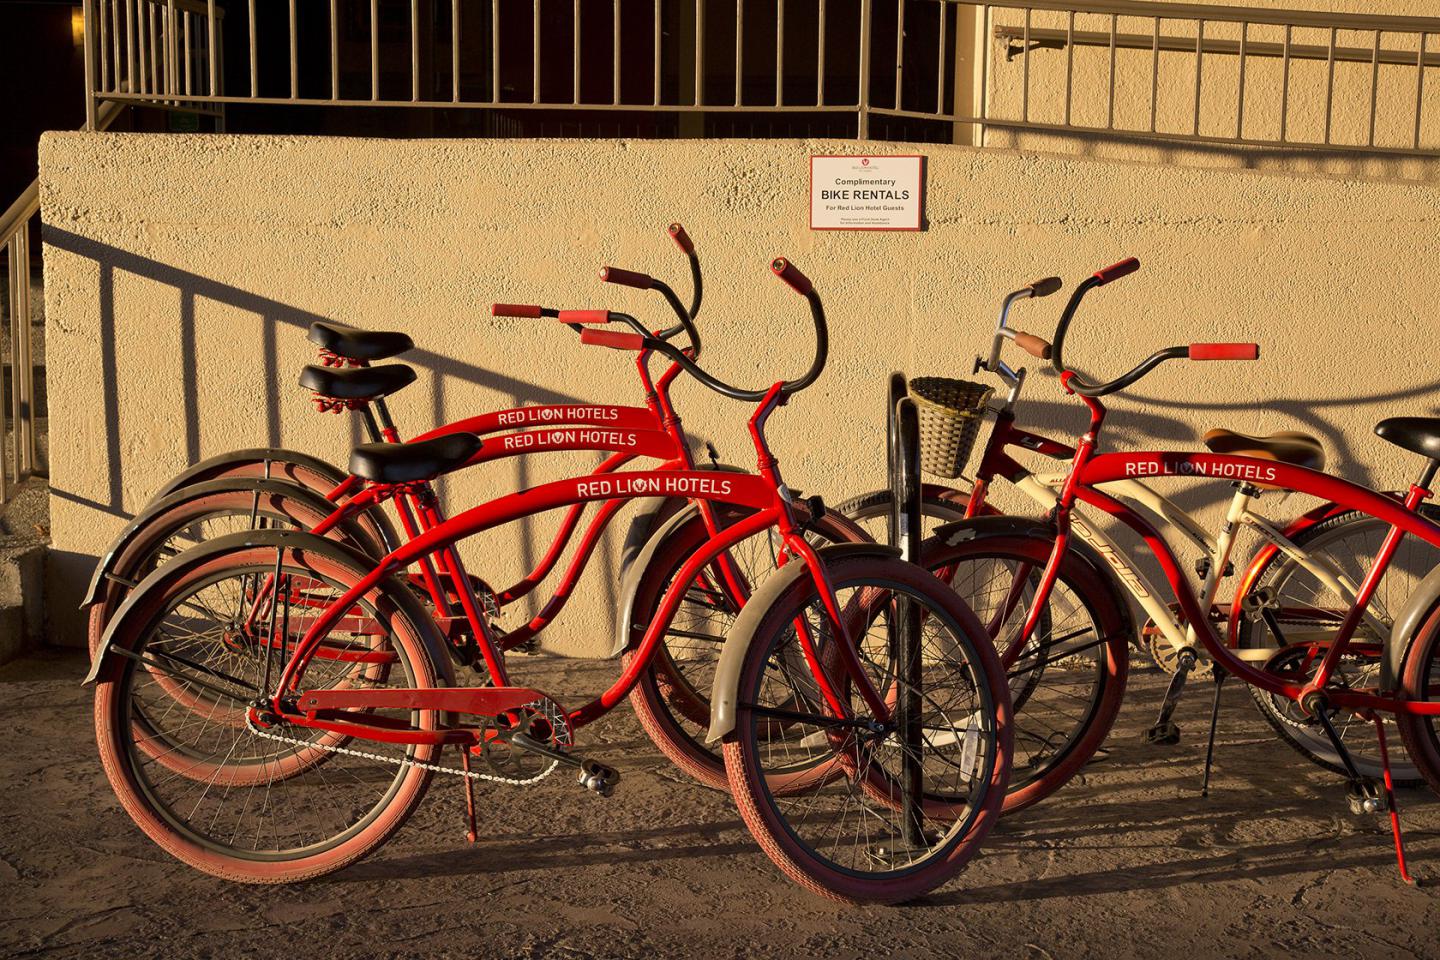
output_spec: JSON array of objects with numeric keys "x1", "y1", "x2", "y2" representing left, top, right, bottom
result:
[
  {"x1": 0, "y1": 187, "x2": 37, "y2": 253},
  {"x1": 967, "y1": 0, "x2": 1440, "y2": 34},
  {"x1": 0, "y1": 100, "x2": 126, "y2": 501}
]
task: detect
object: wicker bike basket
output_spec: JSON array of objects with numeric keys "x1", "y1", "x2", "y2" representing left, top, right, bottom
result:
[{"x1": 907, "y1": 377, "x2": 994, "y2": 479}]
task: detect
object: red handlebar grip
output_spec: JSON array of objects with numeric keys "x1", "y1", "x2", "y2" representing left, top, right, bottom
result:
[
  {"x1": 1093, "y1": 257, "x2": 1140, "y2": 286},
  {"x1": 557, "y1": 309, "x2": 612, "y2": 325},
  {"x1": 492, "y1": 303, "x2": 543, "y2": 318},
  {"x1": 770, "y1": 257, "x2": 813, "y2": 295},
  {"x1": 668, "y1": 222, "x2": 695, "y2": 255},
  {"x1": 598, "y1": 266, "x2": 655, "y2": 290},
  {"x1": 580, "y1": 327, "x2": 646, "y2": 351},
  {"x1": 1189, "y1": 342, "x2": 1260, "y2": 361}
]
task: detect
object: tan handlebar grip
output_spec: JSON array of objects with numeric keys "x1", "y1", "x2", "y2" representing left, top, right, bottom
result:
[{"x1": 1014, "y1": 331, "x2": 1053, "y2": 360}]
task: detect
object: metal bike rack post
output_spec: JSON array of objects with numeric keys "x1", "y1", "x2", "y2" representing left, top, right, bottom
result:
[
  {"x1": 888, "y1": 374, "x2": 926, "y2": 848},
  {"x1": 885, "y1": 371, "x2": 907, "y2": 548}
]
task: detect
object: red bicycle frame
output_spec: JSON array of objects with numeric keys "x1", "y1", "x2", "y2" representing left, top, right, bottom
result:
[
  {"x1": 262, "y1": 381, "x2": 888, "y2": 743},
  {"x1": 1014, "y1": 387, "x2": 1440, "y2": 718}
]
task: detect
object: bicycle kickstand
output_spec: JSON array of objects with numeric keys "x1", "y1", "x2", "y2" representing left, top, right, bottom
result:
[
  {"x1": 1145, "y1": 648, "x2": 1197, "y2": 745},
  {"x1": 1372, "y1": 716, "x2": 1419, "y2": 887},
  {"x1": 1200, "y1": 666, "x2": 1227, "y2": 798},
  {"x1": 458, "y1": 745, "x2": 479, "y2": 843}
]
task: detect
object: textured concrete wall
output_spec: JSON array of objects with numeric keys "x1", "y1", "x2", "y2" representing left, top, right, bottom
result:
[
  {"x1": 38, "y1": 132, "x2": 1440, "y2": 653},
  {"x1": 980, "y1": 0, "x2": 1440, "y2": 181}
]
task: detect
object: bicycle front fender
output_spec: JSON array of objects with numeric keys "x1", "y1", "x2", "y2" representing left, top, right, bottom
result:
[
  {"x1": 704, "y1": 541, "x2": 901, "y2": 745},
  {"x1": 1385, "y1": 564, "x2": 1440, "y2": 693}
]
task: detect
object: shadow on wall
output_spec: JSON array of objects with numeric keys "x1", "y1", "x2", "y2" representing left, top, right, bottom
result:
[
  {"x1": 42, "y1": 226, "x2": 702, "y2": 621},
  {"x1": 991, "y1": 127, "x2": 1440, "y2": 184},
  {"x1": 40, "y1": 227, "x2": 1440, "y2": 641}
]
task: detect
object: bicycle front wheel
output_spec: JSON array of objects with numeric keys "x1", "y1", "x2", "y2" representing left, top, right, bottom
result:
[{"x1": 723, "y1": 552, "x2": 1011, "y2": 904}]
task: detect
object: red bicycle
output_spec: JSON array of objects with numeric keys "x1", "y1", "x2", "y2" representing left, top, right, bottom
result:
[
  {"x1": 87, "y1": 259, "x2": 1012, "y2": 903},
  {"x1": 83, "y1": 226, "x2": 868, "y2": 791},
  {"x1": 840, "y1": 272, "x2": 1440, "y2": 802},
  {"x1": 921, "y1": 257, "x2": 1440, "y2": 881},
  {"x1": 83, "y1": 223, "x2": 711, "y2": 652}
]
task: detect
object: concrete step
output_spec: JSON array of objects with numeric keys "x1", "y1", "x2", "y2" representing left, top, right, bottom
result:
[{"x1": 0, "y1": 477, "x2": 49, "y2": 662}]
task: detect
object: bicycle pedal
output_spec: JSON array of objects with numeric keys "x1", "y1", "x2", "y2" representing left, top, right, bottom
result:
[
  {"x1": 1144, "y1": 721, "x2": 1181, "y2": 746},
  {"x1": 578, "y1": 758, "x2": 620, "y2": 797},
  {"x1": 1346, "y1": 778, "x2": 1388, "y2": 816}
]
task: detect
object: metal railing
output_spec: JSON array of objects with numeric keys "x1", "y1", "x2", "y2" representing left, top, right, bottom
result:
[
  {"x1": 82, "y1": 0, "x2": 226, "y2": 129},
  {"x1": 0, "y1": 187, "x2": 38, "y2": 504},
  {"x1": 0, "y1": 102, "x2": 126, "y2": 504},
  {"x1": 973, "y1": 1, "x2": 1440, "y2": 156},
  {"x1": 79, "y1": 0, "x2": 1440, "y2": 157}
]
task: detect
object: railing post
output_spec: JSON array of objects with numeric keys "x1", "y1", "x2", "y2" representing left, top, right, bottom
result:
[
  {"x1": 6, "y1": 234, "x2": 21, "y2": 493},
  {"x1": 953, "y1": 3, "x2": 986, "y2": 146},
  {"x1": 16, "y1": 229, "x2": 32, "y2": 476},
  {"x1": 857, "y1": 0, "x2": 871, "y2": 138},
  {"x1": 83, "y1": 0, "x2": 99, "y2": 129}
]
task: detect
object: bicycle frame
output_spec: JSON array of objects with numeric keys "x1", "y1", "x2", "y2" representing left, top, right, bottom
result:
[
  {"x1": 999, "y1": 387, "x2": 1440, "y2": 718},
  {"x1": 282, "y1": 346, "x2": 750, "y2": 663},
  {"x1": 256, "y1": 382, "x2": 888, "y2": 746},
  {"x1": 965, "y1": 409, "x2": 1409, "y2": 661}
]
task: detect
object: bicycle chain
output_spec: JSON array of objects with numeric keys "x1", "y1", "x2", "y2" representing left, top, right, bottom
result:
[{"x1": 243, "y1": 716, "x2": 560, "y2": 787}]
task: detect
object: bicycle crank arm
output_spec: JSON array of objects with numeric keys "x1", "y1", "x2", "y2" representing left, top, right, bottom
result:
[{"x1": 509, "y1": 733, "x2": 621, "y2": 797}]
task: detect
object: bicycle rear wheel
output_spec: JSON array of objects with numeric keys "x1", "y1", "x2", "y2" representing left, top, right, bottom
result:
[
  {"x1": 87, "y1": 481, "x2": 380, "y2": 657},
  {"x1": 723, "y1": 552, "x2": 1010, "y2": 904},
  {"x1": 93, "y1": 537, "x2": 442, "y2": 882},
  {"x1": 1239, "y1": 505, "x2": 1440, "y2": 785}
]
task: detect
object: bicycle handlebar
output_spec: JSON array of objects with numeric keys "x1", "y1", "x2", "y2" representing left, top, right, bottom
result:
[
  {"x1": 579, "y1": 328, "x2": 646, "y2": 351},
  {"x1": 579, "y1": 257, "x2": 828, "y2": 403},
  {"x1": 598, "y1": 222, "x2": 703, "y2": 355},
  {"x1": 1029, "y1": 276, "x2": 1063, "y2": 298},
  {"x1": 1093, "y1": 256, "x2": 1140, "y2": 286},
  {"x1": 492, "y1": 303, "x2": 544, "y2": 318},
  {"x1": 1013, "y1": 332, "x2": 1053, "y2": 360},
  {"x1": 982, "y1": 275, "x2": 1064, "y2": 376},
  {"x1": 1189, "y1": 342, "x2": 1259, "y2": 361},
  {"x1": 1051, "y1": 258, "x2": 1258, "y2": 397}
]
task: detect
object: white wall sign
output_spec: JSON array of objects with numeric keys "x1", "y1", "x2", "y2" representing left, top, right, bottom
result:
[{"x1": 810, "y1": 155, "x2": 924, "y2": 231}]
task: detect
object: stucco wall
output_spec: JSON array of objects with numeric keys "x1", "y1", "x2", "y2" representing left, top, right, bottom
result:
[{"x1": 38, "y1": 132, "x2": 1440, "y2": 653}]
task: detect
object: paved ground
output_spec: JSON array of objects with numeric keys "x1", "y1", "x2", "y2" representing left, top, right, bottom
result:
[{"x1": 3, "y1": 649, "x2": 1439, "y2": 959}]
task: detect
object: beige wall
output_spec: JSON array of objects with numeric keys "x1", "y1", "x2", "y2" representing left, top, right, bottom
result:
[
  {"x1": 979, "y1": 0, "x2": 1440, "y2": 182},
  {"x1": 38, "y1": 131, "x2": 1440, "y2": 654}
]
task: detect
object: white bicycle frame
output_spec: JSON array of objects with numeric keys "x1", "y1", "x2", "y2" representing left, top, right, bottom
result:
[{"x1": 1010, "y1": 471, "x2": 1385, "y2": 663}]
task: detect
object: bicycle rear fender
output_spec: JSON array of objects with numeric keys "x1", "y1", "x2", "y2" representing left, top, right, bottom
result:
[
  {"x1": 84, "y1": 528, "x2": 456, "y2": 688},
  {"x1": 617, "y1": 462, "x2": 750, "y2": 577},
  {"x1": 1385, "y1": 564, "x2": 1440, "y2": 693},
  {"x1": 705, "y1": 541, "x2": 902, "y2": 744},
  {"x1": 611, "y1": 502, "x2": 703, "y2": 659},
  {"x1": 1226, "y1": 496, "x2": 1405, "y2": 644},
  {"x1": 81, "y1": 477, "x2": 375, "y2": 609},
  {"x1": 146, "y1": 447, "x2": 350, "y2": 506},
  {"x1": 932, "y1": 515, "x2": 1138, "y2": 643}
]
